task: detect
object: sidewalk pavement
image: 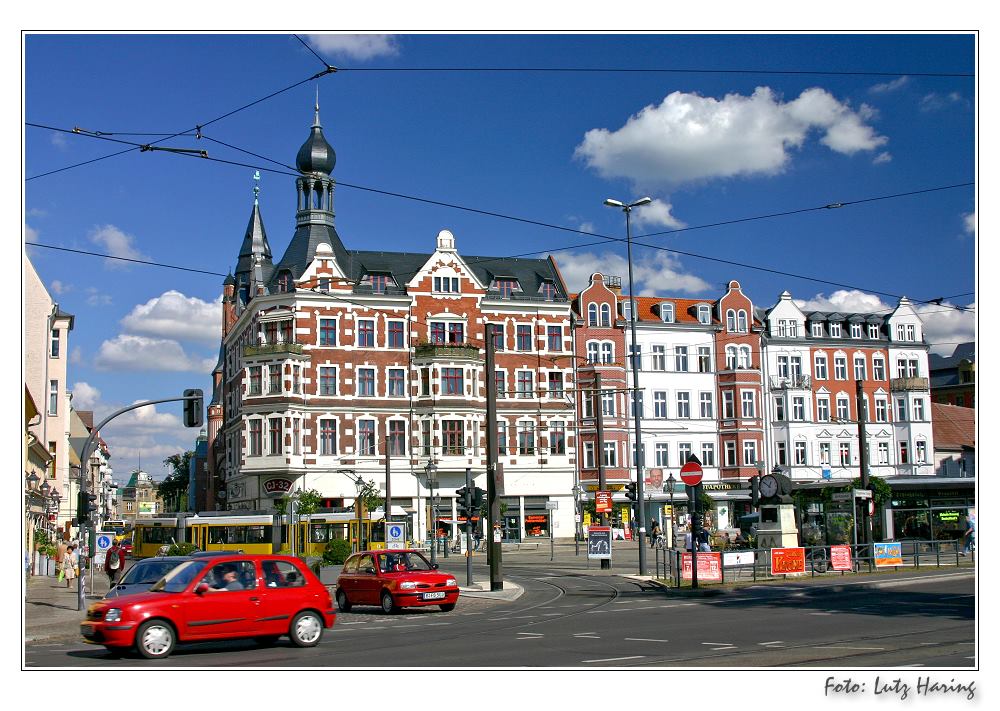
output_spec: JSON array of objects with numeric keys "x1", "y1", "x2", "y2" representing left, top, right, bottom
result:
[{"x1": 24, "y1": 570, "x2": 110, "y2": 643}]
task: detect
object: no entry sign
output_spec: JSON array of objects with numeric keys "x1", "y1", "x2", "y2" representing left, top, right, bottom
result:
[{"x1": 679, "y1": 459, "x2": 704, "y2": 486}]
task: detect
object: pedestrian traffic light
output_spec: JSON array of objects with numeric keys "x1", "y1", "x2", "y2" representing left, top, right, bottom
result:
[
  {"x1": 625, "y1": 481, "x2": 637, "y2": 501},
  {"x1": 77, "y1": 491, "x2": 98, "y2": 524},
  {"x1": 749, "y1": 475, "x2": 760, "y2": 507},
  {"x1": 455, "y1": 486, "x2": 472, "y2": 519},
  {"x1": 183, "y1": 388, "x2": 204, "y2": 428}
]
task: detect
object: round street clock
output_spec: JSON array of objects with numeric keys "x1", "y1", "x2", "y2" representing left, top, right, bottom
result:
[{"x1": 759, "y1": 474, "x2": 779, "y2": 498}]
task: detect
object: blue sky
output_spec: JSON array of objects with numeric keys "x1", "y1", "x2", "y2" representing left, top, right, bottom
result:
[{"x1": 23, "y1": 32, "x2": 976, "y2": 483}]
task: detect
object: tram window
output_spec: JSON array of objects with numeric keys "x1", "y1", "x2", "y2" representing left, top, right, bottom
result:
[
  {"x1": 311, "y1": 524, "x2": 330, "y2": 543},
  {"x1": 370, "y1": 521, "x2": 385, "y2": 543},
  {"x1": 209, "y1": 527, "x2": 229, "y2": 544},
  {"x1": 141, "y1": 527, "x2": 175, "y2": 544}
]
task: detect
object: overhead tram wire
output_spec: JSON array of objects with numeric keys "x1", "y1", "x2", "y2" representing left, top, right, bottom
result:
[
  {"x1": 336, "y1": 66, "x2": 974, "y2": 78},
  {"x1": 26, "y1": 122, "x2": 973, "y2": 312},
  {"x1": 25, "y1": 67, "x2": 334, "y2": 182}
]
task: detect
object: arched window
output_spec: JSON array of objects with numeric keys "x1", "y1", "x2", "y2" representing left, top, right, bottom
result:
[
  {"x1": 600, "y1": 303, "x2": 611, "y2": 327},
  {"x1": 586, "y1": 341, "x2": 599, "y2": 364},
  {"x1": 737, "y1": 310, "x2": 748, "y2": 332},
  {"x1": 738, "y1": 346, "x2": 751, "y2": 369},
  {"x1": 725, "y1": 345, "x2": 738, "y2": 370},
  {"x1": 726, "y1": 309, "x2": 736, "y2": 331},
  {"x1": 588, "y1": 303, "x2": 598, "y2": 326},
  {"x1": 277, "y1": 271, "x2": 292, "y2": 293},
  {"x1": 661, "y1": 303, "x2": 674, "y2": 323},
  {"x1": 601, "y1": 342, "x2": 614, "y2": 364}
]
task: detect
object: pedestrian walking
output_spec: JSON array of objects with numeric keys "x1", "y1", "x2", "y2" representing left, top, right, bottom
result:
[
  {"x1": 698, "y1": 527, "x2": 712, "y2": 553},
  {"x1": 683, "y1": 525, "x2": 693, "y2": 551},
  {"x1": 961, "y1": 516, "x2": 975, "y2": 556},
  {"x1": 473, "y1": 528, "x2": 483, "y2": 552},
  {"x1": 61, "y1": 545, "x2": 78, "y2": 588},
  {"x1": 104, "y1": 540, "x2": 125, "y2": 585}
]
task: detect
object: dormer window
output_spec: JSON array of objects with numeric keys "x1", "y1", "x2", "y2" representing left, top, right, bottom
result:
[
  {"x1": 276, "y1": 271, "x2": 292, "y2": 293},
  {"x1": 811, "y1": 322, "x2": 823, "y2": 337},
  {"x1": 737, "y1": 310, "x2": 748, "y2": 332},
  {"x1": 829, "y1": 322, "x2": 842, "y2": 337},
  {"x1": 494, "y1": 278, "x2": 519, "y2": 298},
  {"x1": 433, "y1": 276, "x2": 460, "y2": 293},
  {"x1": 317, "y1": 277, "x2": 331, "y2": 292},
  {"x1": 660, "y1": 303, "x2": 675, "y2": 323},
  {"x1": 600, "y1": 303, "x2": 611, "y2": 327},
  {"x1": 623, "y1": 300, "x2": 633, "y2": 322},
  {"x1": 364, "y1": 273, "x2": 396, "y2": 294},
  {"x1": 868, "y1": 323, "x2": 880, "y2": 339},
  {"x1": 697, "y1": 305, "x2": 711, "y2": 325},
  {"x1": 851, "y1": 323, "x2": 863, "y2": 339},
  {"x1": 588, "y1": 303, "x2": 598, "y2": 326},
  {"x1": 539, "y1": 281, "x2": 556, "y2": 301}
]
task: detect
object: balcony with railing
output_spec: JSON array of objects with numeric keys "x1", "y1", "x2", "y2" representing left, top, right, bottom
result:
[
  {"x1": 243, "y1": 342, "x2": 305, "y2": 357},
  {"x1": 414, "y1": 342, "x2": 483, "y2": 361},
  {"x1": 769, "y1": 374, "x2": 812, "y2": 390},
  {"x1": 891, "y1": 376, "x2": 929, "y2": 391}
]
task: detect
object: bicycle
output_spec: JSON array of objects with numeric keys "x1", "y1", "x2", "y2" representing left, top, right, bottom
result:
[{"x1": 807, "y1": 547, "x2": 829, "y2": 574}]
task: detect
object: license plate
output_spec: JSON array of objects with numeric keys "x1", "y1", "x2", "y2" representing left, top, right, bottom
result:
[
  {"x1": 422, "y1": 591, "x2": 446, "y2": 600},
  {"x1": 80, "y1": 624, "x2": 95, "y2": 638}
]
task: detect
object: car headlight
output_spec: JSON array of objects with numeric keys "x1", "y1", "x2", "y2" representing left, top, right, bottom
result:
[
  {"x1": 105, "y1": 608, "x2": 123, "y2": 622},
  {"x1": 399, "y1": 581, "x2": 418, "y2": 590},
  {"x1": 445, "y1": 578, "x2": 457, "y2": 587}
]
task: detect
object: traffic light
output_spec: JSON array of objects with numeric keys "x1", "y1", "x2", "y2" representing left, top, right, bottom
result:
[
  {"x1": 455, "y1": 486, "x2": 472, "y2": 519},
  {"x1": 625, "y1": 481, "x2": 637, "y2": 501},
  {"x1": 749, "y1": 475, "x2": 760, "y2": 507},
  {"x1": 77, "y1": 491, "x2": 98, "y2": 525},
  {"x1": 471, "y1": 486, "x2": 485, "y2": 511},
  {"x1": 183, "y1": 388, "x2": 204, "y2": 428}
]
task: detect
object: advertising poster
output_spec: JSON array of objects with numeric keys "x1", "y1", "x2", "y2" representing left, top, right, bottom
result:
[
  {"x1": 595, "y1": 491, "x2": 612, "y2": 513},
  {"x1": 682, "y1": 552, "x2": 722, "y2": 582},
  {"x1": 587, "y1": 526, "x2": 612, "y2": 560},
  {"x1": 874, "y1": 542, "x2": 903, "y2": 567},
  {"x1": 771, "y1": 547, "x2": 806, "y2": 575},
  {"x1": 830, "y1": 545, "x2": 853, "y2": 571}
]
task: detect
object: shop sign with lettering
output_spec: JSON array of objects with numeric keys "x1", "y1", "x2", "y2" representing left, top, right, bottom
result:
[
  {"x1": 770, "y1": 547, "x2": 806, "y2": 575},
  {"x1": 263, "y1": 478, "x2": 294, "y2": 496}
]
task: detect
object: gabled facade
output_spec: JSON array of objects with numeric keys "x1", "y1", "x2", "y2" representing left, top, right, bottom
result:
[{"x1": 214, "y1": 105, "x2": 576, "y2": 542}]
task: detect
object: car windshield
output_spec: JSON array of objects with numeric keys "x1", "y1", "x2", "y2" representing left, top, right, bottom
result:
[
  {"x1": 378, "y1": 552, "x2": 434, "y2": 572},
  {"x1": 150, "y1": 560, "x2": 208, "y2": 593},
  {"x1": 119, "y1": 560, "x2": 182, "y2": 585}
]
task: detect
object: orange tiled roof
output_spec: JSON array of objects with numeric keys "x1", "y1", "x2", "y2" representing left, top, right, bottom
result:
[{"x1": 931, "y1": 402, "x2": 975, "y2": 449}]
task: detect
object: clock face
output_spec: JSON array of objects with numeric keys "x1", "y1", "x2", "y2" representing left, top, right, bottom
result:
[{"x1": 760, "y1": 475, "x2": 779, "y2": 498}]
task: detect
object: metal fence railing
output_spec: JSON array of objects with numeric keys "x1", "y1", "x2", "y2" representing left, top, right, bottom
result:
[{"x1": 652, "y1": 539, "x2": 971, "y2": 587}]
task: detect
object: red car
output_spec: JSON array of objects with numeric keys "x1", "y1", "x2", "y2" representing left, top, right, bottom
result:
[
  {"x1": 336, "y1": 549, "x2": 459, "y2": 614},
  {"x1": 80, "y1": 554, "x2": 335, "y2": 659}
]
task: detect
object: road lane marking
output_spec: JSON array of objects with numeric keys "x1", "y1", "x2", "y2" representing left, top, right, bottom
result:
[
  {"x1": 625, "y1": 638, "x2": 670, "y2": 643},
  {"x1": 814, "y1": 645, "x2": 886, "y2": 650},
  {"x1": 424, "y1": 622, "x2": 451, "y2": 626},
  {"x1": 510, "y1": 615, "x2": 538, "y2": 619},
  {"x1": 582, "y1": 656, "x2": 645, "y2": 663},
  {"x1": 702, "y1": 642, "x2": 733, "y2": 646},
  {"x1": 759, "y1": 641, "x2": 784, "y2": 646},
  {"x1": 809, "y1": 612, "x2": 834, "y2": 616}
]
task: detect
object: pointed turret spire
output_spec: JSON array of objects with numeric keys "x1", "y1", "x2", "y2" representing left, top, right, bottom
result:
[{"x1": 314, "y1": 86, "x2": 321, "y2": 128}]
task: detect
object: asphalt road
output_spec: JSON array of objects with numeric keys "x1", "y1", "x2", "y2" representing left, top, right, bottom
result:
[{"x1": 25, "y1": 560, "x2": 974, "y2": 668}]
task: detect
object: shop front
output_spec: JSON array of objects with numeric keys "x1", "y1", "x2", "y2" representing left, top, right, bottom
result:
[{"x1": 884, "y1": 477, "x2": 975, "y2": 542}]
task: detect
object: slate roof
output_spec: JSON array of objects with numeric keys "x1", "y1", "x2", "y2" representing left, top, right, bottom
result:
[
  {"x1": 234, "y1": 202, "x2": 273, "y2": 278},
  {"x1": 932, "y1": 402, "x2": 975, "y2": 450},
  {"x1": 929, "y1": 341, "x2": 975, "y2": 371}
]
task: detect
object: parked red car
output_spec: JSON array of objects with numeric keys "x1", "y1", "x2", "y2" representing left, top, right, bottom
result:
[
  {"x1": 80, "y1": 554, "x2": 335, "y2": 659},
  {"x1": 336, "y1": 549, "x2": 459, "y2": 614}
]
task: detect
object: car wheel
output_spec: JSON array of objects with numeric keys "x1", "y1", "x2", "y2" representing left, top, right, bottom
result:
[
  {"x1": 135, "y1": 620, "x2": 175, "y2": 659},
  {"x1": 381, "y1": 590, "x2": 397, "y2": 614},
  {"x1": 254, "y1": 635, "x2": 281, "y2": 646},
  {"x1": 289, "y1": 611, "x2": 323, "y2": 647},
  {"x1": 336, "y1": 588, "x2": 352, "y2": 612},
  {"x1": 439, "y1": 603, "x2": 456, "y2": 612}
]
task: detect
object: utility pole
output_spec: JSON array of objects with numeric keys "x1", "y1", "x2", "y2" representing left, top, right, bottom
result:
[
  {"x1": 384, "y1": 437, "x2": 392, "y2": 528},
  {"x1": 855, "y1": 380, "x2": 873, "y2": 548},
  {"x1": 485, "y1": 333, "x2": 504, "y2": 591},
  {"x1": 594, "y1": 372, "x2": 610, "y2": 570}
]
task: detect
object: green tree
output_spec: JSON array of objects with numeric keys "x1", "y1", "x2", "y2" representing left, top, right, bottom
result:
[
  {"x1": 274, "y1": 488, "x2": 324, "y2": 515},
  {"x1": 357, "y1": 479, "x2": 384, "y2": 513},
  {"x1": 158, "y1": 452, "x2": 193, "y2": 512}
]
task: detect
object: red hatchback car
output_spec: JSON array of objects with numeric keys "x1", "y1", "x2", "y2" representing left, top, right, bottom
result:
[
  {"x1": 80, "y1": 554, "x2": 335, "y2": 659},
  {"x1": 336, "y1": 549, "x2": 459, "y2": 614}
]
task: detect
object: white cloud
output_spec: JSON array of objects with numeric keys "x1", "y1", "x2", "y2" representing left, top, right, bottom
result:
[
  {"x1": 575, "y1": 86, "x2": 888, "y2": 189},
  {"x1": 70, "y1": 347, "x2": 83, "y2": 365},
  {"x1": 86, "y1": 287, "x2": 113, "y2": 306},
  {"x1": 577, "y1": 222, "x2": 595, "y2": 234},
  {"x1": 88, "y1": 224, "x2": 149, "y2": 269},
  {"x1": 305, "y1": 34, "x2": 399, "y2": 61},
  {"x1": 963, "y1": 212, "x2": 976, "y2": 234},
  {"x1": 551, "y1": 249, "x2": 711, "y2": 296},
  {"x1": 794, "y1": 289, "x2": 889, "y2": 314},
  {"x1": 919, "y1": 92, "x2": 968, "y2": 112},
  {"x1": 70, "y1": 382, "x2": 101, "y2": 410},
  {"x1": 631, "y1": 199, "x2": 686, "y2": 230},
  {"x1": 869, "y1": 76, "x2": 910, "y2": 94},
  {"x1": 50, "y1": 280, "x2": 72, "y2": 295},
  {"x1": 120, "y1": 290, "x2": 220, "y2": 345},
  {"x1": 51, "y1": 132, "x2": 69, "y2": 149},
  {"x1": 26, "y1": 223, "x2": 39, "y2": 242},
  {"x1": 93, "y1": 334, "x2": 215, "y2": 372},
  {"x1": 873, "y1": 152, "x2": 892, "y2": 164}
]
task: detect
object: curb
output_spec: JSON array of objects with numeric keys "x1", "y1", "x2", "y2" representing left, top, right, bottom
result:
[{"x1": 458, "y1": 581, "x2": 524, "y2": 601}]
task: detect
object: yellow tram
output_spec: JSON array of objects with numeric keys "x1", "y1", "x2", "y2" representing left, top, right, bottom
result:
[{"x1": 133, "y1": 510, "x2": 397, "y2": 558}]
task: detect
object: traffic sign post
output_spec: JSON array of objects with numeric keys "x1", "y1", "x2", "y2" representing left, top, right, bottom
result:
[{"x1": 681, "y1": 456, "x2": 704, "y2": 588}]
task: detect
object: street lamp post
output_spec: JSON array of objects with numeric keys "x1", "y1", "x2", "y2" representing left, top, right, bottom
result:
[
  {"x1": 664, "y1": 472, "x2": 676, "y2": 549},
  {"x1": 571, "y1": 484, "x2": 582, "y2": 556},
  {"x1": 423, "y1": 462, "x2": 438, "y2": 566},
  {"x1": 604, "y1": 196, "x2": 652, "y2": 575}
]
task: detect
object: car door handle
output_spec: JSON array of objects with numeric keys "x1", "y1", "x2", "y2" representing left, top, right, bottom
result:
[{"x1": 249, "y1": 596, "x2": 260, "y2": 602}]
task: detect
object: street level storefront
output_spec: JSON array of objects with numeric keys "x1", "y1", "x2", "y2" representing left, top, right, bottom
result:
[{"x1": 882, "y1": 476, "x2": 975, "y2": 542}]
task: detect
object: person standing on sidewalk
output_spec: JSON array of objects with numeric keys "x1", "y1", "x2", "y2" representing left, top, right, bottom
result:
[
  {"x1": 104, "y1": 541, "x2": 125, "y2": 585},
  {"x1": 61, "y1": 545, "x2": 78, "y2": 588},
  {"x1": 649, "y1": 521, "x2": 661, "y2": 548}
]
